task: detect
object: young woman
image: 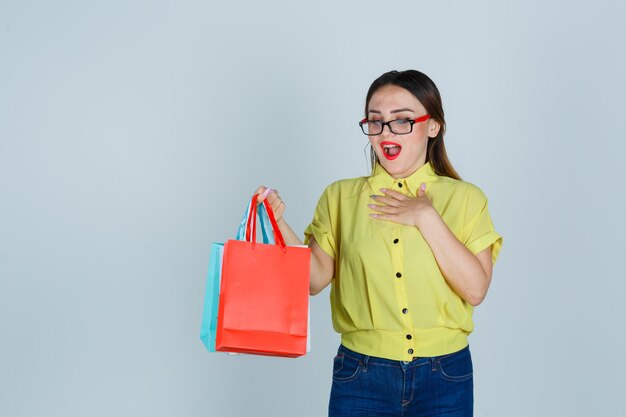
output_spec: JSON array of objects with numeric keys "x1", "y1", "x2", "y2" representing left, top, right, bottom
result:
[{"x1": 256, "y1": 69, "x2": 502, "y2": 417}]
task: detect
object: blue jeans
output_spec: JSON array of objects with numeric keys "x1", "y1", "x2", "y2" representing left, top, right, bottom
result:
[{"x1": 329, "y1": 344, "x2": 473, "y2": 417}]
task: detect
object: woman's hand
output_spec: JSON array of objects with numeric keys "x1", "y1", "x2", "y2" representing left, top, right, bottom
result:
[
  {"x1": 368, "y1": 183, "x2": 437, "y2": 228},
  {"x1": 254, "y1": 186, "x2": 333, "y2": 295},
  {"x1": 369, "y1": 183, "x2": 493, "y2": 305},
  {"x1": 255, "y1": 186, "x2": 286, "y2": 224}
]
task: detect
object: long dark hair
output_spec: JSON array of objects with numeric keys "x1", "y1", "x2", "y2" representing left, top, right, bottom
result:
[{"x1": 365, "y1": 70, "x2": 460, "y2": 180}]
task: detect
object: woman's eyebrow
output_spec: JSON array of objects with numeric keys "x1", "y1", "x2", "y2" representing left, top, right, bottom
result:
[
  {"x1": 390, "y1": 108, "x2": 415, "y2": 114},
  {"x1": 367, "y1": 108, "x2": 415, "y2": 114}
]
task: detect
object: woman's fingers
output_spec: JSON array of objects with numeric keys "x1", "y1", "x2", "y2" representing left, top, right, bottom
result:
[
  {"x1": 371, "y1": 195, "x2": 401, "y2": 207},
  {"x1": 379, "y1": 188, "x2": 406, "y2": 200},
  {"x1": 255, "y1": 186, "x2": 280, "y2": 206},
  {"x1": 266, "y1": 190, "x2": 281, "y2": 208},
  {"x1": 255, "y1": 186, "x2": 275, "y2": 203},
  {"x1": 254, "y1": 186, "x2": 285, "y2": 222},
  {"x1": 260, "y1": 188, "x2": 273, "y2": 200},
  {"x1": 255, "y1": 186, "x2": 269, "y2": 201},
  {"x1": 417, "y1": 182, "x2": 427, "y2": 196},
  {"x1": 368, "y1": 204, "x2": 396, "y2": 213},
  {"x1": 268, "y1": 192, "x2": 285, "y2": 215}
]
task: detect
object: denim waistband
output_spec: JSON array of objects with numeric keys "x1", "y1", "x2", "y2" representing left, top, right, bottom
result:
[{"x1": 337, "y1": 344, "x2": 470, "y2": 369}]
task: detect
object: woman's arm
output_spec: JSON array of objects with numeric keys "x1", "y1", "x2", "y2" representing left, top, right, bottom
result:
[
  {"x1": 416, "y1": 213, "x2": 493, "y2": 306},
  {"x1": 369, "y1": 184, "x2": 493, "y2": 306},
  {"x1": 256, "y1": 187, "x2": 335, "y2": 295},
  {"x1": 308, "y1": 238, "x2": 334, "y2": 295}
]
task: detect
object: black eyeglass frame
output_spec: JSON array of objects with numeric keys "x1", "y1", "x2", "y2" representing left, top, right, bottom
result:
[{"x1": 358, "y1": 114, "x2": 431, "y2": 136}]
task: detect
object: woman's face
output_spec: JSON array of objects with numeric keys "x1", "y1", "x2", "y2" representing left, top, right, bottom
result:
[{"x1": 367, "y1": 85, "x2": 440, "y2": 179}]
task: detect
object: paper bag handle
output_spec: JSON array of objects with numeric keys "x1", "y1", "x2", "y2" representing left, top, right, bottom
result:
[{"x1": 246, "y1": 194, "x2": 287, "y2": 252}]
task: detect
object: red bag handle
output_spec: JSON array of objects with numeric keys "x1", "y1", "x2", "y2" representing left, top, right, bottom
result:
[{"x1": 245, "y1": 194, "x2": 287, "y2": 252}]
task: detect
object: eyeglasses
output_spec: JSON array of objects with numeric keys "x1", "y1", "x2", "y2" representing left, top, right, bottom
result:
[{"x1": 359, "y1": 114, "x2": 431, "y2": 136}]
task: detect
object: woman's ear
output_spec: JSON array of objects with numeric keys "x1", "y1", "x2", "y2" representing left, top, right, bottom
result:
[{"x1": 427, "y1": 119, "x2": 441, "y2": 138}]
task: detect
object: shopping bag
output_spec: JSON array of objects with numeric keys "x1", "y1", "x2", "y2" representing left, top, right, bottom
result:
[
  {"x1": 215, "y1": 194, "x2": 311, "y2": 357},
  {"x1": 199, "y1": 243, "x2": 224, "y2": 351},
  {"x1": 199, "y1": 200, "x2": 274, "y2": 352}
]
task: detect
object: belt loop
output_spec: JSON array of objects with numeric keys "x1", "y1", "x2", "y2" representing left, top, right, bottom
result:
[
  {"x1": 431, "y1": 357, "x2": 436, "y2": 372},
  {"x1": 362, "y1": 355, "x2": 370, "y2": 372}
]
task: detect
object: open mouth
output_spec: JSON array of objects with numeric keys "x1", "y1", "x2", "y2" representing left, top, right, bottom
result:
[{"x1": 381, "y1": 141, "x2": 402, "y2": 160}]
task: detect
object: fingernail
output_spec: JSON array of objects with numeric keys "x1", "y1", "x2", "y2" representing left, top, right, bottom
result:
[
  {"x1": 370, "y1": 195, "x2": 378, "y2": 199},
  {"x1": 380, "y1": 188, "x2": 388, "y2": 192},
  {"x1": 260, "y1": 188, "x2": 273, "y2": 199},
  {"x1": 420, "y1": 183, "x2": 426, "y2": 191},
  {"x1": 367, "y1": 204, "x2": 376, "y2": 209}
]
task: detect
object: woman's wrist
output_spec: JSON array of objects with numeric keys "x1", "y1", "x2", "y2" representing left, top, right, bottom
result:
[{"x1": 415, "y1": 205, "x2": 439, "y2": 230}]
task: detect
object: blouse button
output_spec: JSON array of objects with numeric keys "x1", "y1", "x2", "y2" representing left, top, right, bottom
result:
[
  {"x1": 396, "y1": 272, "x2": 402, "y2": 278},
  {"x1": 398, "y1": 183, "x2": 403, "y2": 188},
  {"x1": 402, "y1": 308, "x2": 408, "y2": 314},
  {"x1": 406, "y1": 334, "x2": 412, "y2": 340},
  {"x1": 408, "y1": 348, "x2": 414, "y2": 355},
  {"x1": 393, "y1": 238, "x2": 399, "y2": 244}
]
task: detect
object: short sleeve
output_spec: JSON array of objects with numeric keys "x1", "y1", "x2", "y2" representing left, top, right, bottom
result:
[
  {"x1": 303, "y1": 185, "x2": 337, "y2": 260},
  {"x1": 461, "y1": 187, "x2": 503, "y2": 264}
]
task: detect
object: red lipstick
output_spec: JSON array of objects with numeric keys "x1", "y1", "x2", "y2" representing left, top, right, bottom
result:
[{"x1": 380, "y1": 141, "x2": 402, "y2": 160}]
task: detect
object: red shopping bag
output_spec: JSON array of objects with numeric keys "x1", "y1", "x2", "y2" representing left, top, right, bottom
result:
[{"x1": 215, "y1": 194, "x2": 311, "y2": 357}]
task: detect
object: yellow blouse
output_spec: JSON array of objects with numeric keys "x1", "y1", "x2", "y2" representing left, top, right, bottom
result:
[{"x1": 304, "y1": 162, "x2": 503, "y2": 361}]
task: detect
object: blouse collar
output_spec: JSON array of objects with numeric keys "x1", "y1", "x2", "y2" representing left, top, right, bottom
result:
[{"x1": 367, "y1": 161, "x2": 439, "y2": 197}]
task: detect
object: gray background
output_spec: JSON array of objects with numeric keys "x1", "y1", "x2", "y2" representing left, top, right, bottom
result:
[{"x1": 1, "y1": 1, "x2": 625, "y2": 416}]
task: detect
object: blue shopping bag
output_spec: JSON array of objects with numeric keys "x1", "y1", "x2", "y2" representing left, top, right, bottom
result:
[{"x1": 200, "y1": 200, "x2": 274, "y2": 352}]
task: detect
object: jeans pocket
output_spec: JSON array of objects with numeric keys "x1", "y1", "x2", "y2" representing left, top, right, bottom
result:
[
  {"x1": 332, "y1": 354, "x2": 345, "y2": 375},
  {"x1": 332, "y1": 354, "x2": 362, "y2": 382},
  {"x1": 437, "y1": 349, "x2": 473, "y2": 383}
]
